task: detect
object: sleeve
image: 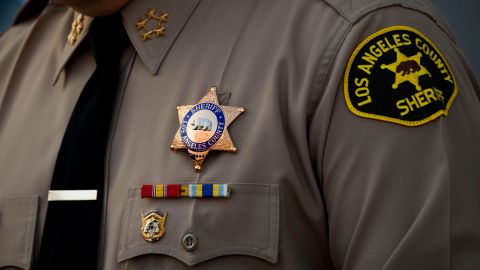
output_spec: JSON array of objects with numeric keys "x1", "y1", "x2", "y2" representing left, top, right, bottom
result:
[{"x1": 308, "y1": 4, "x2": 480, "y2": 270}]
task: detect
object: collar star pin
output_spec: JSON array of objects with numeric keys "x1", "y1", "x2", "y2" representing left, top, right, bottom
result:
[
  {"x1": 136, "y1": 8, "x2": 169, "y2": 41},
  {"x1": 67, "y1": 14, "x2": 84, "y2": 45},
  {"x1": 141, "y1": 209, "x2": 167, "y2": 242},
  {"x1": 171, "y1": 86, "x2": 245, "y2": 171}
]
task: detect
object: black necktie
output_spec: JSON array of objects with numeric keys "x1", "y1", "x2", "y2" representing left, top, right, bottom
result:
[{"x1": 37, "y1": 14, "x2": 129, "y2": 270}]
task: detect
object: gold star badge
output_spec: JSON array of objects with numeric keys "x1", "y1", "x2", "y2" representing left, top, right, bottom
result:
[
  {"x1": 381, "y1": 48, "x2": 431, "y2": 91},
  {"x1": 171, "y1": 86, "x2": 245, "y2": 171},
  {"x1": 136, "y1": 8, "x2": 168, "y2": 41}
]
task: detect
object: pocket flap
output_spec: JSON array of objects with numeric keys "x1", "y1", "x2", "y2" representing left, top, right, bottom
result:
[
  {"x1": 0, "y1": 196, "x2": 39, "y2": 269},
  {"x1": 117, "y1": 183, "x2": 279, "y2": 266}
]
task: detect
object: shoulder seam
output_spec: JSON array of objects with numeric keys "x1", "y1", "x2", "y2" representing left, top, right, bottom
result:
[
  {"x1": 309, "y1": 17, "x2": 352, "y2": 120},
  {"x1": 321, "y1": 0, "x2": 424, "y2": 23},
  {"x1": 352, "y1": 3, "x2": 456, "y2": 44},
  {"x1": 320, "y1": 0, "x2": 455, "y2": 44},
  {"x1": 319, "y1": 0, "x2": 351, "y2": 22}
]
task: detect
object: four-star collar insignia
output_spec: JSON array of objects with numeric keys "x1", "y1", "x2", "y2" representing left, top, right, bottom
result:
[
  {"x1": 344, "y1": 26, "x2": 457, "y2": 127},
  {"x1": 136, "y1": 8, "x2": 169, "y2": 41},
  {"x1": 67, "y1": 14, "x2": 84, "y2": 45},
  {"x1": 171, "y1": 86, "x2": 245, "y2": 171}
]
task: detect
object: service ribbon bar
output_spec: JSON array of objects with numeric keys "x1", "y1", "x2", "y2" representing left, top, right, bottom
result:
[{"x1": 141, "y1": 184, "x2": 230, "y2": 198}]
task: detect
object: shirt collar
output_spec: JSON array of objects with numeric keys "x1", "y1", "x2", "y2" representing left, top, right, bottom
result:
[
  {"x1": 53, "y1": 10, "x2": 92, "y2": 85},
  {"x1": 53, "y1": 0, "x2": 201, "y2": 85},
  {"x1": 121, "y1": 0, "x2": 201, "y2": 74}
]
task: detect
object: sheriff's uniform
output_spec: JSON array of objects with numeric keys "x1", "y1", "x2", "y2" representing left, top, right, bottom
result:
[{"x1": 0, "y1": 0, "x2": 479, "y2": 269}]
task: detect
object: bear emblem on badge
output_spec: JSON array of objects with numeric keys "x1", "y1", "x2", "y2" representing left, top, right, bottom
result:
[
  {"x1": 141, "y1": 209, "x2": 167, "y2": 242},
  {"x1": 190, "y1": 118, "x2": 213, "y2": 131}
]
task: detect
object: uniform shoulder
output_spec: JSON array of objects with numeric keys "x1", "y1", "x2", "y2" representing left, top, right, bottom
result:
[
  {"x1": 320, "y1": 0, "x2": 439, "y2": 23},
  {"x1": 319, "y1": 0, "x2": 454, "y2": 40}
]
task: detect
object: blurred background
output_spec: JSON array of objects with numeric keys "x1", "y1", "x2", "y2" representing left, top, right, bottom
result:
[
  {"x1": 0, "y1": 0, "x2": 25, "y2": 33},
  {"x1": 0, "y1": 0, "x2": 479, "y2": 77},
  {"x1": 432, "y1": 0, "x2": 480, "y2": 78}
]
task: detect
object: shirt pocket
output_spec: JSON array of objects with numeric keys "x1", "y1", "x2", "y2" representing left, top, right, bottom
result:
[
  {"x1": 117, "y1": 183, "x2": 279, "y2": 267},
  {"x1": 0, "y1": 196, "x2": 39, "y2": 270}
]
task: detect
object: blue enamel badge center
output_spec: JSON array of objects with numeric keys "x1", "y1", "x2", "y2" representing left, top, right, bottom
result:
[
  {"x1": 180, "y1": 103, "x2": 226, "y2": 152},
  {"x1": 171, "y1": 86, "x2": 245, "y2": 171}
]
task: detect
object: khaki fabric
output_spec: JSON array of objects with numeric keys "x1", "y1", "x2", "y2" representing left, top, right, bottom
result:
[
  {"x1": 0, "y1": 196, "x2": 38, "y2": 269},
  {"x1": 0, "y1": 0, "x2": 479, "y2": 269}
]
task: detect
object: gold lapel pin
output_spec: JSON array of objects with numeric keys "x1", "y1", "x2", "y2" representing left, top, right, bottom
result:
[
  {"x1": 141, "y1": 209, "x2": 167, "y2": 242},
  {"x1": 67, "y1": 14, "x2": 84, "y2": 45},
  {"x1": 136, "y1": 8, "x2": 169, "y2": 41}
]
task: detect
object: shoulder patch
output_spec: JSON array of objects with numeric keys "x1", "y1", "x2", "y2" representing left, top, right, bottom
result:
[{"x1": 344, "y1": 26, "x2": 457, "y2": 126}]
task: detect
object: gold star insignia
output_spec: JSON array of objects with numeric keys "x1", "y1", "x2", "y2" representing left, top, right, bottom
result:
[
  {"x1": 142, "y1": 32, "x2": 153, "y2": 41},
  {"x1": 158, "y1": 13, "x2": 169, "y2": 22},
  {"x1": 171, "y1": 86, "x2": 245, "y2": 171},
  {"x1": 153, "y1": 27, "x2": 166, "y2": 36},
  {"x1": 67, "y1": 14, "x2": 84, "y2": 45},
  {"x1": 135, "y1": 18, "x2": 148, "y2": 30},
  {"x1": 146, "y1": 8, "x2": 169, "y2": 22},
  {"x1": 381, "y1": 48, "x2": 431, "y2": 91},
  {"x1": 136, "y1": 8, "x2": 169, "y2": 41}
]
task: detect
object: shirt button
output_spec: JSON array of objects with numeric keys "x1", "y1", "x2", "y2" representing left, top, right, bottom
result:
[{"x1": 182, "y1": 233, "x2": 198, "y2": 252}]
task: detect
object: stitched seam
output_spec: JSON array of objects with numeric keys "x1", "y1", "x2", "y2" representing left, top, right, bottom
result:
[
  {"x1": 319, "y1": 0, "x2": 351, "y2": 22},
  {"x1": 348, "y1": 2, "x2": 455, "y2": 43},
  {"x1": 440, "y1": 118, "x2": 452, "y2": 270},
  {"x1": 119, "y1": 185, "x2": 279, "y2": 262},
  {"x1": 100, "y1": 44, "x2": 137, "y2": 270},
  {"x1": 0, "y1": 197, "x2": 36, "y2": 269},
  {"x1": 343, "y1": 25, "x2": 457, "y2": 127},
  {"x1": 217, "y1": 0, "x2": 261, "y2": 90},
  {"x1": 308, "y1": 20, "x2": 352, "y2": 188}
]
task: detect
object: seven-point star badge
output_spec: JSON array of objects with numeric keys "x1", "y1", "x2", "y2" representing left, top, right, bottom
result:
[{"x1": 171, "y1": 86, "x2": 245, "y2": 171}]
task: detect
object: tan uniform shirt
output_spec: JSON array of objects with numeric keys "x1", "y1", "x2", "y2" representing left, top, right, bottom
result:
[{"x1": 1, "y1": 0, "x2": 479, "y2": 269}]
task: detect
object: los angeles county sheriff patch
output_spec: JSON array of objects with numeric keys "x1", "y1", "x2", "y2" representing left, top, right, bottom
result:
[{"x1": 344, "y1": 26, "x2": 457, "y2": 126}]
